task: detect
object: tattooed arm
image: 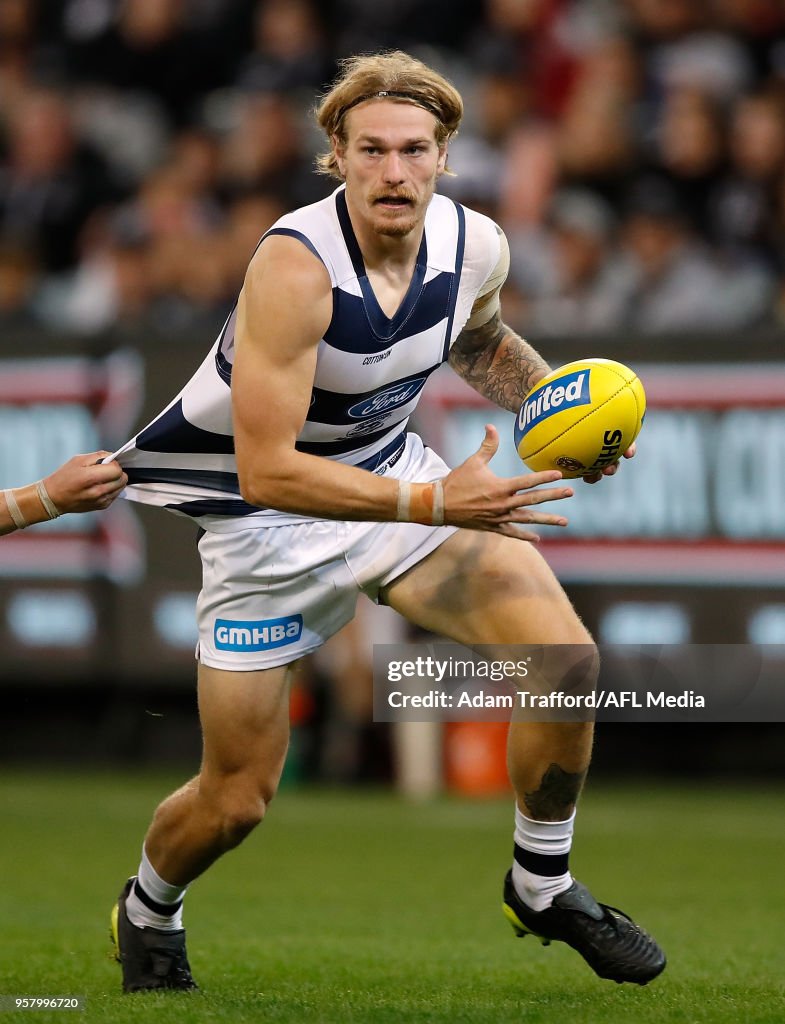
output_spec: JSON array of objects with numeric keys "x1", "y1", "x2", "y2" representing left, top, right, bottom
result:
[
  {"x1": 448, "y1": 311, "x2": 551, "y2": 413},
  {"x1": 448, "y1": 225, "x2": 551, "y2": 412}
]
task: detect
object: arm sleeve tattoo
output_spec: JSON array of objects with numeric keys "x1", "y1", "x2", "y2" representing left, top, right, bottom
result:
[{"x1": 448, "y1": 310, "x2": 551, "y2": 413}]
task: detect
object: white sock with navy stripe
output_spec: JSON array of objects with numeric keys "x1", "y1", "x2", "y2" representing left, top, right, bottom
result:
[
  {"x1": 512, "y1": 805, "x2": 575, "y2": 912},
  {"x1": 124, "y1": 847, "x2": 187, "y2": 932}
]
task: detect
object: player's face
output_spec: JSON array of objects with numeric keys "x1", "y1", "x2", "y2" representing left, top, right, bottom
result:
[{"x1": 335, "y1": 101, "x2": 447, "y2": 239}]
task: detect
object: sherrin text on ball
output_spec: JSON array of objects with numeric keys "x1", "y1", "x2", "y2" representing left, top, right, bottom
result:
[{"x1": 514, "y1": 358, "x2": 646, "y2": 478}]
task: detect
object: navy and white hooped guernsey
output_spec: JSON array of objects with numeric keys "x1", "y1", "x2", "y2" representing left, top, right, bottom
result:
[{"x1": 112, "y1": 185, "x2": 502, "y2": 529}]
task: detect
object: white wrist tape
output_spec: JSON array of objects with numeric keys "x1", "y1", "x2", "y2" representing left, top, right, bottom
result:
[
  {"x1": 35, "y1": 480, "x2": 61, "y2": 520},
  {"x1": 4, "y1": 489, "x2": 28, "y2": 530},
  {"x1": 396, "y1": 480, "x2": 445, "y2": 526},
  {"x1": 431, "y1": 479, "x2": 445, "y2": 527},
  {"x1": 396, "y1": 481, "x2": 411, "y2": 522}
]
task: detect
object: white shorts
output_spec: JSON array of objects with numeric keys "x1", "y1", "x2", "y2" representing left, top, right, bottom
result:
[{"x1": 195, "y1": 434, "x2": 457, "y2": 671}]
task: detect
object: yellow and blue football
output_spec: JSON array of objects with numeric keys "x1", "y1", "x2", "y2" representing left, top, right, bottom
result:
[{"x1": 514, "y1": 358, "x2": 646, "y2": 478}]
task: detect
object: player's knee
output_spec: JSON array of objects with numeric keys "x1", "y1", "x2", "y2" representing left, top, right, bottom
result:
[
  {"x1": 218, "y1": 790, "x2": 267, "y2": 848},
  {"x1": 204, "y1": 773, "x2": 278, "y2": 849},
  {"x1": 575, "y1": 637, "x2": 600, "y2": 682},
  {"x1": 560, "y1": 635, "x2": 599, "y2": 694},
  {"x1": 525, "y1": 632, "x2": 599, "y2": 701},
  {"x1": 223, "y1": 802, "x2": 265, "y2": 847},
  {"x1": 552, "y1": 618, "x2": 598, "y2": 671}
]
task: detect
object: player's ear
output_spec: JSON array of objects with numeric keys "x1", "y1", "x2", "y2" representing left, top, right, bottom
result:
[
  {"x1": 436, "y1": 144, "x2": 448, "y2": 176},
  {"x1": 332, "y1": 133, "x2": 347, "y2": 178}
]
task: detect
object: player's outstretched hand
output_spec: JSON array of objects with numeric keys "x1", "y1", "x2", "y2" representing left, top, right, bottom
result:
[
  {"x1": 441, "y1": 424, "x2": 573, "y2": 541},
  {"x1": 43, "y1": 452, "x2": 128, "y2": 514},
  {"x1": 582, "y1": 441, "x2": 637, "y2": 484}
]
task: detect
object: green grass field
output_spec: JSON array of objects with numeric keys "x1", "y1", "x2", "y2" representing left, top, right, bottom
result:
[{"x1": 0, "y1": 771, "x2": 783, "y2": 1024}]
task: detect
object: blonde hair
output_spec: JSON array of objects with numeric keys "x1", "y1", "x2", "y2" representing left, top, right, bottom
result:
[{"x1": 315, "y1": 51, "x2": 463, "y2": 179}]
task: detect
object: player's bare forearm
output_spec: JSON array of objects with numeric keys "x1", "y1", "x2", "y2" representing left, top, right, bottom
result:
[
  {"x1": 237, "y1": 445, "x2": 401, "y2": 521},
  {"x1": 449, "y1": 311, "x2": 551, "y2": 413}
]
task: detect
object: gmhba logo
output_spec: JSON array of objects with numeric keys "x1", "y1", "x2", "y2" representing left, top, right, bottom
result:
[{"x1": 214, "y1": 614, "x2": 303, "y2": 652}]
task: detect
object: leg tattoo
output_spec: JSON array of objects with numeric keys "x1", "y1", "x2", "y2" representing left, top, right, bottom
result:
[{"x1": 524, "y1": 763, "x2": 586, "y2": 820}]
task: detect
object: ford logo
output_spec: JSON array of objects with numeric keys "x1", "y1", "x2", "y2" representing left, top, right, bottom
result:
[{"x1": 348, "y1": 378, "x2": 427, "y2": 419}]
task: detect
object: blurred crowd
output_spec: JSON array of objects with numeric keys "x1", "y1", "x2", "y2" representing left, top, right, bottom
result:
[{"x1": 1, "y1": 0, "x2": 785, "y2": 339}]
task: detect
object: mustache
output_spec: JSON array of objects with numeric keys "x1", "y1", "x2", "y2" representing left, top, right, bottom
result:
[{"x1": 371, "y1": 191, "x2": 418, "y2": 203}]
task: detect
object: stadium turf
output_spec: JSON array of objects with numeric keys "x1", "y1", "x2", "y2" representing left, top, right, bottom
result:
[{"x1": 0, "y1": 770, "x2": 783, "y2": 1024}]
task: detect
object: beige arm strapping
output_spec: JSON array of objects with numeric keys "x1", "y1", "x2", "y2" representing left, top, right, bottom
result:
[{"x1": 462, "y1": 227, "x2": 511, "y2": 331}]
